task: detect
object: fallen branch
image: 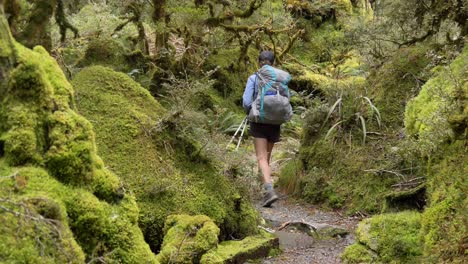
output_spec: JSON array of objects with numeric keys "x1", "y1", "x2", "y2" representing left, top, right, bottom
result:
[
  {"x1": 0, "y1": 171, "x2": 19, "y2": 179},
  {"x1": 277, "y1": 220, "x2": 318, "y2": 236},
  {"x1": 391, "y1": 177, "x2": 425, "y2": 188},
  {"x1": 363, "y1": 169, "x2": 406, "y2": 180}
]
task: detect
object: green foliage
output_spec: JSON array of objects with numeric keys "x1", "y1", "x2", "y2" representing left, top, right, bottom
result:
[
  {"x1": 286, "y1": 0, "x2": 353, "y2": 24},
  {"x1": 57, "y1": 2, "x2": 137, "y2": 42},
  {"x1": 369, "y1": 44, "x2": 432, "y2": 127},
  {"x1": 291, "y1": 22, "x2": 349, "y2": 64},
  {"x1": 280, "y1": 138, "x2": 399, "y2": 212},
  {"x1": 156, "y1": 214, "x2": 220, "y2": 263},
  {"x1": 322, "y1": 93, "x2": 381, "y2": 145},
  {"x1": 205, "y1": 47, "x2": 254, "y2": 99},
  {"x1": 277, "y1": 158, "x2": 303, "y2": 195}
]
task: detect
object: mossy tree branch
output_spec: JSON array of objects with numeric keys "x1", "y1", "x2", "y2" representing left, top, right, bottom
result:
[
  {"x1": 6, "y1": 0, "x2": 78, "y2": 50},
  {"x1": 55, "y1": 0, "x2": 79, "y2": 43},
  {"x1": 19, "y1": 0, "x2": 54, "y2": 50},
  {"x1": 205, "y1": 0, "x2": 265, "y2": 26},
  {"x1": 277, "y1": 29, "x2": 304, "y2": 61},
  {"x1": 113, "y1": 3, "x2": 149, "y2": 55},
  {"x1": 218, "y1": 17, "x2": 298, "y2": 66},
  {"x1": 0, "y1": 2, "x2": 16, "y2": 96},
  {"x1": 152, "y1": 0, "x2": 166, "y2": 22},
  {"x1": 3, "y1": 0, "x2": 21, "y2": 36},
  {"x1": 152, "y1": 0, "x2": 170, "y2": 55}
]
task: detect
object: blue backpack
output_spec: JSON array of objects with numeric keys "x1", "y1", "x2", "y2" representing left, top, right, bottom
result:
[{"x1": 248, "y1": 65, "x2": 293, "y2": 125}]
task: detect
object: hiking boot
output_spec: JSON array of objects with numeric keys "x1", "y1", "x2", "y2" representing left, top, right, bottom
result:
[{"x1": 262, "y1": 190, "x2": 279, "y2": 207}]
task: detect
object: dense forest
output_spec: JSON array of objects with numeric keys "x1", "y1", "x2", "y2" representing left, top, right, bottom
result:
[{"x1": 0, "y1": 0, "x2": 466, "y2": 263}]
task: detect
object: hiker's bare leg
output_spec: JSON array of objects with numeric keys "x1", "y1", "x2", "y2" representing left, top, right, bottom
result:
[
  {"x1": 254, "y1": 138, "x2": 272, "y2": 184},
  {"x1": 267, "y1": 141, "x2": 274, "y2": 165}
]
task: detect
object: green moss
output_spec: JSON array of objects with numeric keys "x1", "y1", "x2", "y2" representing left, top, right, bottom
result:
[
  {"x1": 402, "y1": 48, "x2": 466, "y2": 262},
  {"x1": 352, "y1": 211, "x2": 423, "y2": 263},
  {"x1": 77, "y1": 37, "x2": 130, "y2": 72},
  {"x1": 4, "y1": 128, "x2": 39, "y2": 165},
  {"x1": 405, "y1": 47, "x2": 467, "y2": 145},
  {"x1": 0, "y1": 12, "x2": 15, "y2": 59},
  {"x1": 72, "y1": 66, "x2": 259, "y2": 251},
  {"x1": 0, "y1": 167, "x2": 85, "y2": 263},
  {"x1": 289, "y1": 64, "x2": 366, "y2": 99},
  {"x1": 371, "y1": 44, "x2": 431, "y2": 127},
  {"x1": 66, "y1": 190, "x2": 156, "y2": 263},
  {"x1": 92, "y1": 168, "x2": 124, "y2": 203},
  {"x1": 419, "y1": 142, "x2": 466, "y2": 262},
  {"x1": 0, "y1": 34, "x2": 158, "y2": 262},
  {"x1": 45, "y1": 110, "x2": 97, "y2": 184},
  {"x1": 200, "y1": 230, "x2": 278, "y2": 264},
  {"x1": 341, "y1": 243, "x2": 375, "y2": 264},
  {"x1": 156, "y1": 214, "x2": 220, "y2": 263},
  {"x1": 383, "y1": 184, "x2": 426, "y2": 212}
]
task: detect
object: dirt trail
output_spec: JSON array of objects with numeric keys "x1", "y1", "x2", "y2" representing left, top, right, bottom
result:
[
  {"x1": 255, "y1": 195, "x2": 359, "y2": 264},
  {"x1": 243, "y1": 138, "x2": 359, "y2": 263}
]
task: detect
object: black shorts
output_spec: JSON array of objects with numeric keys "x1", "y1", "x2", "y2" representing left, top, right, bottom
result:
[{"x1": 249, "y1": 122, "x2": 281, "y2": 143}]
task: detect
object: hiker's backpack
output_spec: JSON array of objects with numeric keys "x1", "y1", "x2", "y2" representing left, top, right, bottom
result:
[{"x1": 248, "y1": 65, "x2": 293, "y2": 125}]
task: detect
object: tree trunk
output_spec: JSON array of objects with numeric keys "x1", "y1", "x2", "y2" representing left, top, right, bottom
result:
[
  {"x1": 0, "y1": 1, "x2": 16, "y2": 97},
  {"x1": 152, "y1": 0, "x2": 166, "y2": 22},
  {"x1": 18, "y1": 0, "x2": 56, "y2": 50},
  {"x1": 152, "y1": 0, "x2": 168, "y2": 55}
]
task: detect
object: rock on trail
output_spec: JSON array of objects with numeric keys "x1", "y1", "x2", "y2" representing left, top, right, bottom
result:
[{"x1": 257, "y1": 197, "x2": 359, "y2": 264}]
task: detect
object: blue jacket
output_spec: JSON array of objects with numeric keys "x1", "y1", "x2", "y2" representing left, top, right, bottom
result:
[{"x1": 242, "y1": 74, "x2": 257, "y2": 113}]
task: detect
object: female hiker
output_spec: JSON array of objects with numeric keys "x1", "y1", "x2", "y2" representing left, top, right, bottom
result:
[{"x1": 242, "y1": 50, "x2": 292, "y2": 207}]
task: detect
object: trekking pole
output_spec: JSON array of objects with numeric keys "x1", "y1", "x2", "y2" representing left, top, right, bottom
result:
[
  {"x1": 235, "y1": 117, "x2": 248, "y2": 151},
  {"x1": 226, "y1": 117, "x2": 248, "y2": 149}
]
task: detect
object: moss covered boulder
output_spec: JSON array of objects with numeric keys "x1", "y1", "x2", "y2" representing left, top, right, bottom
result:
[
  {"x1": 0, "y1": 13, "x2": 157, "y2": 263},
  {"x1": 156, "y1": 214, "x2": 220, "y2": 263},
  {"x1": 76, "y1": 37, "x2": 146, "y2": 73},
  {"x1": 200, "y1": 230, "x2": 278, "y2": 264},
  {"x1": 72, "y1": 65, "x2": 259, "y2": 252},
  {"x1": 342, "y1": 211, "x2": 423, "y2": 263}
]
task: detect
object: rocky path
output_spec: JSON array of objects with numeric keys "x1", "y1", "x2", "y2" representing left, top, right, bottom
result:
[{"x1": 256, "y1": 196, "x2": 359, "y2": 264}]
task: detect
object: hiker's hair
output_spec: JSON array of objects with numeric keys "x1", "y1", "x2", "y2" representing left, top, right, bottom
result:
[{"x1": 258, "y1": 50, "x2": 275, "y2": 66}]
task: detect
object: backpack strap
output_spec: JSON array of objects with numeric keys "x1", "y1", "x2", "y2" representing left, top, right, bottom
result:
[{"x1": 253, "y1": 72, "x2": 259, "y2": 100}]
